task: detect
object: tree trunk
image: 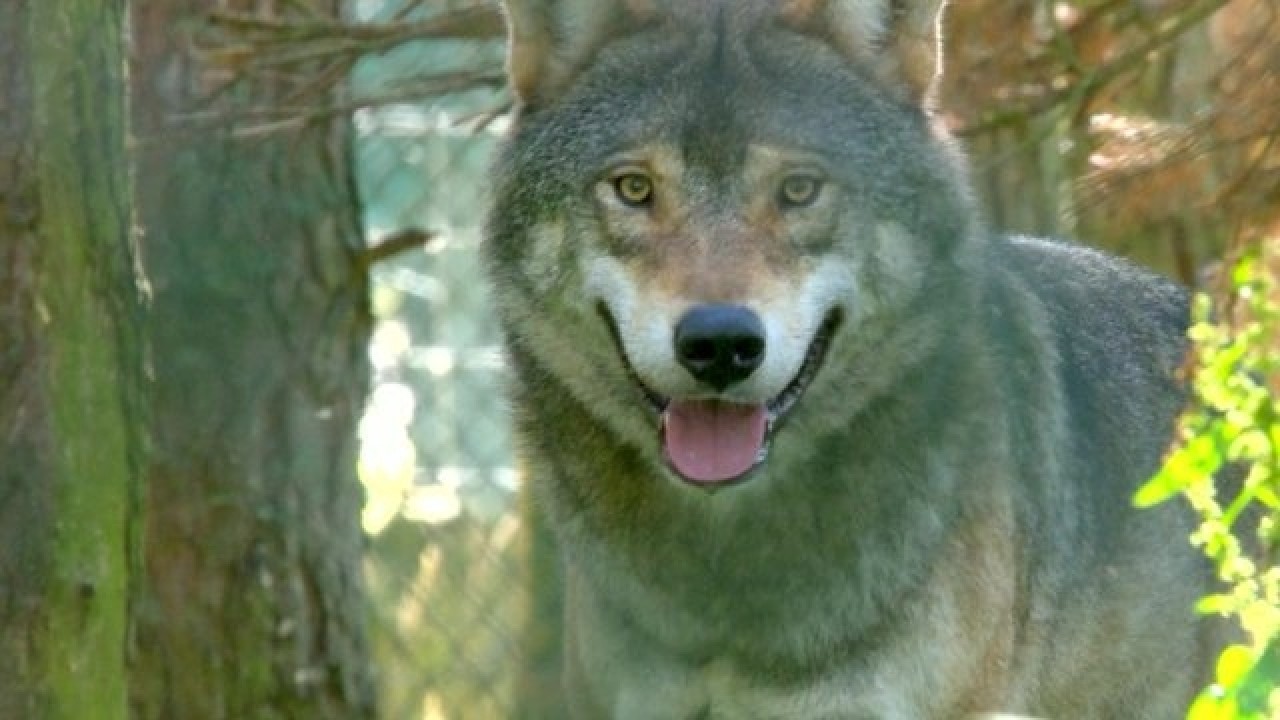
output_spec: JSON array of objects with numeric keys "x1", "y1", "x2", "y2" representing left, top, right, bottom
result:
[
  {"x1": 127, "y1": 2, "x2": 376, "y2": 718},
  {"x1": 0, "y1": 1, "x2": 143, "y2": 718}
]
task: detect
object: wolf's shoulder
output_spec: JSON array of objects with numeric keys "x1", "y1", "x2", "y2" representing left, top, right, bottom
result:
[
  {"x1": 987, "y1": 234, "x2": 1190, "y2": 394},
  {"x1": 981, "y1": 235, "x2": 1191, "y2": 504},
  {"x1": 998, "y1": 234, "x2": 1188, "y2": 336}
]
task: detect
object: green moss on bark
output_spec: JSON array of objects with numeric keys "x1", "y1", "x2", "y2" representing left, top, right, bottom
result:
[{"x1": 27, "y1": 1, "x2": 140, "y2": 718}]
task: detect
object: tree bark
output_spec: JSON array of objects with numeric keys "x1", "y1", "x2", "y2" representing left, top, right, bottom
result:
[
  {"x1": 0, "y1": 1, "x2": 142, "y2": 718},
  {"x1": 127, "y1": 2, "x2": 376, "y2": 718}
]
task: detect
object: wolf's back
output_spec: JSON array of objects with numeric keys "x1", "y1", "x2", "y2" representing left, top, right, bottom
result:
[{"x1": 1000, "y1": 235, "x2": 1189, "y2": 510}]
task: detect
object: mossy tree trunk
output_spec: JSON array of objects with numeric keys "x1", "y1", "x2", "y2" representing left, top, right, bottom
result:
[
  {"x1": 127, "y1": 1, "x2": 376, "y2": 718},
  {"x1": 0, "y1": 1, "x2": 143, "y2": 719}
]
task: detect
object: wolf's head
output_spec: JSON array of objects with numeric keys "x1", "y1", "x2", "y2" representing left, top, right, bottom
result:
[{"x1": 486, "y1": 0, "x2": 981, "y2": 488}]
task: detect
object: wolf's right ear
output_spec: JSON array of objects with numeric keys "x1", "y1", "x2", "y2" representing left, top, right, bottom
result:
[
  {"x1": 502, "y1": 0, "x2": 655, "y2": 108},
  {"x1": 781, "y1": 0, "x2": 948, "y2": 108}
]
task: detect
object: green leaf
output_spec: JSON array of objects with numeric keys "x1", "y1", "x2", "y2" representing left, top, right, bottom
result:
[
  {"x1": 1197, "y1": 594, "x2": 1239, "y2": 616},
  {"x1": 1186, "y1": 691, "x2": 1235, "y2": 720},
  {"x1": 1235, "y1": 637, "x2": 1280, "y2": 714},
  {"x1": 1135, "y1": 470, "x2": 1182, "y2": 508},
  {"x1": 1136, "y1": 435, "x2": 1223, "y2": 508},
  {"x1": 1250, "y1": 478, "x2": 1280, "y2": 510},
  {"x1": 1216, "y1": 644, "x2": 1255, "y2": 688},
  {"x1": 1232, "y1": 253, "x2": 1259, "y2": 289}
]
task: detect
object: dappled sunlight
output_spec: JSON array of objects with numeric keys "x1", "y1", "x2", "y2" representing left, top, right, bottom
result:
[
  {"x1": 402, "y1": 475, "x2": 462, "y2": 526},
  {"x1": 352, "y1": 9, "x2": 521, "y2": 709},
  {"x1": 359, "y1": 380, "x2": 418, "y2": 535}
]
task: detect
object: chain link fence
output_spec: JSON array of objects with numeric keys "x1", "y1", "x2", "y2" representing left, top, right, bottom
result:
[{"x1": 350, "y1": 2, "x2": 523, "y2": 716}]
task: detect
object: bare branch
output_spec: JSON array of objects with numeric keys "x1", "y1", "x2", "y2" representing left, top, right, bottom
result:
[
  {"x1": 357, "y1": 229, "x2": 436, "y2": 273},
  {"x1": 191, "y1": 3, "x2": 507, "y2": 135},
  {"x1": 205, "y1": 3, "x2": 504, "y2": 48}
]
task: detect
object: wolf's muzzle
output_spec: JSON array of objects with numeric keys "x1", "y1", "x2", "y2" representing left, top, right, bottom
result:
[
  {"x1": 595, "y1": 297, "x2": 841, "y2": 487},
  {"x1": 674, "y1": 303, "x2": 766, "y2": 391}
]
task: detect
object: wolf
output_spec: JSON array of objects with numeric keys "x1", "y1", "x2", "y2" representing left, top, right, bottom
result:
[{"x1": 482, "y1": 1, "x2": 1216, "y2": 717}]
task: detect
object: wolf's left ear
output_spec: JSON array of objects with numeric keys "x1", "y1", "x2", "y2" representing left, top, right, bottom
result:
[
  {"x1": 781, "y1": 0, "x2": 947, "y2": 108},
  {"x1": 501, "y1": 0, "x2": 655, "y2": 109}
]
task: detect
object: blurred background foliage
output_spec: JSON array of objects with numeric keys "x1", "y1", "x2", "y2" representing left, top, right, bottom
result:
[
  {"x1": 1138, "y1": 246, "x2": 1280, "y2": 720},
  {"x1": 197, "y1": 0, "x2": 1278, "y2": 717}
]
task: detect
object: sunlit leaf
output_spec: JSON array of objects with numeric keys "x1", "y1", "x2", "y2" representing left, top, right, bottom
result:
[
  {"x1": 1186, "y1": 691, "x2": 1236, "y2": 720},
  {"x1": 1232, "y1": 254, "x2": 1259, "y2": 289},
  {"x1": 1136, "y1": 435, "x2": 1224, "y2": 507},
  {"x1": 1252, "y1": 482, "x2": 1280, "y2": 510},
  {"x1": 1199, "y1": 594, "x2": 1240, "y2": 616},
  {"x1": 1217, "y1": 645, "x2": 1256, "y2": 688},
  {"x1": 1135, "y1": 469, "x2": 1183, "y2": 507},
  {"x1": 1236, "y1": 638, "x2": 1280, "y2": 713}
]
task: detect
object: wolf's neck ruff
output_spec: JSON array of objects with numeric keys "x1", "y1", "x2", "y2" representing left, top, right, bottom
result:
[{"x1": 663, "y1": 399, "x2": 768, "y2": 484}]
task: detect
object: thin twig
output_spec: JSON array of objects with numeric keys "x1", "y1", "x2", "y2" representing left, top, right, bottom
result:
[
  {"x1": 357, "y1": 229, "x2": 436, "y2": 273},
  {"x1": 205, "y1": 3, "x2": 503, "y2": 45}
]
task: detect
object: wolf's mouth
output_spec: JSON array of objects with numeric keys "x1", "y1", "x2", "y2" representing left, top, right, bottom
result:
[{"x1": 596, "y1": 304, "x2": 842, "y2": 488}]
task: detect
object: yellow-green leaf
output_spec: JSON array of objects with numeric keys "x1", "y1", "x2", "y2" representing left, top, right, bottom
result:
[
  {"x1": 1198, "y1": 594, "x2": 1239, "y2": 616},
  {"x1": 1187, "y1": 690, "x2": 1235, "y2": 720},
  {"x1": 1217, "y1": 644, "x2": 1256, "y2": 688}
]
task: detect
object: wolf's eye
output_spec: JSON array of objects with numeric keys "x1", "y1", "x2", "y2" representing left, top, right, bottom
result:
[
  {"x1": 778, "y1": 174, "x2": 823, "y2": 208},
  {"x1": 614, "y1": 173, "x2": 654, "y2": 207}
]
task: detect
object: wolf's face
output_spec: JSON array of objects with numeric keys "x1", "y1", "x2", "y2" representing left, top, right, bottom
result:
[
  {"x1": 583, "y1": 140, "x2": 850, "y2": 483},
  {"x1": 488, "y1": 0, "x2": 975, "y2": 487}
]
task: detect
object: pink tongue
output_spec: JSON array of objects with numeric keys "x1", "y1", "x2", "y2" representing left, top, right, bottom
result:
[{"x1": 663, "y1": 400, "x2": 767, "y2": 484}]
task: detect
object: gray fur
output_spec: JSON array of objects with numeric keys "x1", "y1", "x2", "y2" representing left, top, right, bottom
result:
[{"x1": 484, "y1": 1, "x2": 1214, "y2": 717}]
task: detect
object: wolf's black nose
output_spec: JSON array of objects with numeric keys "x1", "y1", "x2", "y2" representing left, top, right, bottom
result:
[{"x1": 674, "y1": 304, "x2": 766, "y2": 391}]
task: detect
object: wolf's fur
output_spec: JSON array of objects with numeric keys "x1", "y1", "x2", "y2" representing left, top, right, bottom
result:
[{"x1": 483, "y1": 1, "x2": 1214, "y2": 717}]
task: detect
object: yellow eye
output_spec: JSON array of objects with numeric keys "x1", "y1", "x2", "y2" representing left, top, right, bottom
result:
[
  {"x1": 779, "y1": 174, "x2": 823, "y2": 208},
  {"x1": 614, "y1": 172, "x2": 654, "y2": 207}
]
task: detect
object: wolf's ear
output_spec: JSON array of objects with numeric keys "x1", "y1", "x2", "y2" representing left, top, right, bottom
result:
[
  {"x1": 501, "y1": 0, "x2": 655, "y2": 108},
  {"x1": 781, "y1": 0, "x2": 947, "y2": 108}
]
